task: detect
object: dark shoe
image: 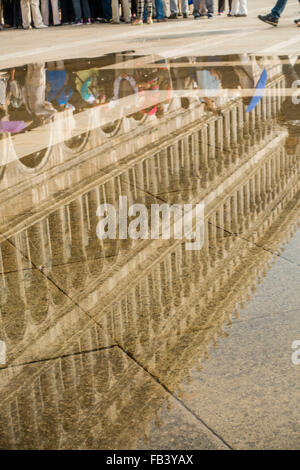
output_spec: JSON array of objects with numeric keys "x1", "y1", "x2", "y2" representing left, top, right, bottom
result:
[
  {"x1": 207, "y1": 13, "x2": 213, "y2": 18},
  {"x1": 168, "y1": 13, "x2": 178, "y2": 19},
  {"x1": 258, "y1": 14, "x2": 278, "y2": 27},
  {"x1": 183, "y1": 13, "x2": 188, "y2": 18},
  {"x1": 194, "y1": 13, "x2": 201, "y2": 19},
  {"x1": 235, "y1": 13, "x2": 247, "y2": 17},
  {"x1": 72, "y1": 20, "x2": 83, "y2": 25},
  {"x1": 294, "y1": 18, "x2": 300, "y2": 25}
]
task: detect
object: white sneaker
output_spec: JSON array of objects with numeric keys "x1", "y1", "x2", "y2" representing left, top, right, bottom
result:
[{"x1": 36, "y1": 24, "x2": 48, "y2": 29}]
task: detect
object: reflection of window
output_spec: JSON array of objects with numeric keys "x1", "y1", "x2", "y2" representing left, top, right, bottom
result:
[{"x1": 0, "y1": 340, "x2": 6, "y2": 366}]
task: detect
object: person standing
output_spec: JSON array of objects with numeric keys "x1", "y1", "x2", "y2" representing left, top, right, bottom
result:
[
  {"x1": 231, "y1": 0, "x2": 247, "y2": 16},
  {"x1": 169, "y1": 0, "x2": 189, "y2": 18},
  {"x1": 20, "y1": 0, "x2": 48, "y2": 29},
  {"x1": 60, "y1": 0, "x2": 74, "y2": 24},
  {"x1": 132, "y1": 0, "x2": 153, "y2": 24},
  {"x1": 194, "y1": 0, "x2": 214, "y2": 19},
  {"x1": 71, "y1": 0, "x2": 91, "y2": 24},
  {"x1": 40, "y1": 0, "x2": 61, "y2": 25},
  {"x1": 258, "y1": 0, "x2": 288, "y2": 26},
  {"x1": 218, "y1": 0, "x2": 232, "y2": 14},
  {"x1": 112, "y1": 0, "x2": 130, "y2": 23}
]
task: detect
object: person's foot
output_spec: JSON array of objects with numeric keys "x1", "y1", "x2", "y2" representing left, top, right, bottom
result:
[
  {"x1": 194, "y1": 13, "x2": 201, "y2": 19},
  {"x1": 147, "y1": 17, "x2": 153, "y2": 24},
  {"x1": 235, "y1": 13, "x2": 247, "y2": 17},
  {"x1": 132, "y1": 18, "x2": 143, "y2": 25},
  {"x1": 84, "y1": 18, "x2": 92, "y2": 24},
  {"x1": 207, "y1": 13, "x2": 213, "y2": 19},
  {"x1": 72, "y1": 19, "x2": 83, "y2": 25},
  {"x1": 168, "y1": 13, "x2": 178, "y2": 19},
  {"x1": 0, "y1": 24, "x2": 3, "y2": 31},
  {"x1": 227, "y1": 13, "x2": 234, "y2": 16},
  {"x1": 183, "y1": 13, "x2": 188, "y2": 18},
  {"x1": 54, "y1": 23, "x2": 62, "y2": 26},
  {"x1": 157, "y1": 18, "x2": 167, "y2": 22},
  {"x1": 294, "y1": 18, "x2": 300, "y2": 26},
  {"x1": 35, "y1": 24, "x2": 48, "y2": 28},
  {"x1": 258, "y1": 14, "x2": 278, "y2": 27},
  {"x1": 23, "y1": 25, "x2": 32, "y2": 30},
  {"x1": 112, "y1": 20, "x2": 120, "y2": 24}
]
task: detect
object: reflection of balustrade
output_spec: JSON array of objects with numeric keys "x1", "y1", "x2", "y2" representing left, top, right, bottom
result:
[{"x1": 0, "y1": 58, "x2": 299, "y2": 449}]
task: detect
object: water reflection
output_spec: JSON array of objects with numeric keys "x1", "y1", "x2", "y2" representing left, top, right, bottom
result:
[{"x1": 0, "y1": 52, "x2": 299, "y2": 449}]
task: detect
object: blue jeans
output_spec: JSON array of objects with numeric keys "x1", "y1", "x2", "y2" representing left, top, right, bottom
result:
[
  {"x1": 271, "y1": 0, "x2": 288, "y2": 19},
  {"x1": 143, "y1": 0, "x2": 164, "y2": 19}
]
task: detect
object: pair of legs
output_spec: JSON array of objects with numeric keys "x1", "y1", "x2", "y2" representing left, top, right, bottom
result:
[
  {"x1": 231, "y1": 0, "x2": 247, "y2": 15},
  {"x1": 170, "y1": 0, "x2": 188, "y2": 15},
  {"x1": 72, "y1": 0, "x2": 91, "y2": 21},
  {"x1": 218, "y1": 0, "x2": 232, "y2": 12},
  {"x1": 40, "y1": 0, "x2": 60, "y2": 25},
  {"x1": 133, "y1": 0, "x2": 152, "y2": 22},
  {"x1": 60, "y1": 0, "x2": 75, "y2": 23},
  {"x1": 112, "y1": 0, "x2": 130, "y2": 22},
  {"x1": 20, "y1": 0, "x2": 46, "y2": 28},
  {"x1": 194, "y1": 0, "x2": 214, "y2": 17}
]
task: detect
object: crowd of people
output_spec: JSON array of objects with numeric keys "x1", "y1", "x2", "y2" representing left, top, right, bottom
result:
[
  {"x1": 0, "y1": 1, "x2": 299, "y2": 30},
  {"x1": 0, "y1": 0, "x2": 248, "y2": 29}
]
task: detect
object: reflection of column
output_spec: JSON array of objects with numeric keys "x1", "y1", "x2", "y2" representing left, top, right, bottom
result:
[
  {"x1": 68, "y1": 198, "x2": 88, "y2": 290},
  {"x1": 199, "y1": 125, "x2": 209, "y2": 185}
]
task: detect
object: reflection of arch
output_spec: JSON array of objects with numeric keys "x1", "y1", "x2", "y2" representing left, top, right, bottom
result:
[
  {"x1": 101, "y1": 118, "x2": 123, "y2": 137},
  {"x1": 16, "y1": 120, "x2": 54, "y2": 171},
  {"x1": 19, "y1": 146, "x2": 51, "y2": 170},
  {"x1": 64, "y1": 131, "x2": 90, "y2": 153},
  {"x1": 0, "y1": 164, "x2": 5, "y2": 182},
  {"x1": 131, "y1": 112, "x2": 148, "y2": 125}
]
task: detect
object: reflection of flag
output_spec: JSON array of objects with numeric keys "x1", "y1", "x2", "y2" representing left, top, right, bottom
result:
[
  {"x1": 0, "y1": 121, "x2": 27, "y2": 133},
  {"x1": 246, "y1": 68, "x2": 267, "y2": 113}
]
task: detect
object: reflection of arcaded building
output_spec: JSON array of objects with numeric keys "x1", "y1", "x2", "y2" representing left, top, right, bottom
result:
[{"x1": 0, "y1": 55, "x2": 299, "y2": 449}]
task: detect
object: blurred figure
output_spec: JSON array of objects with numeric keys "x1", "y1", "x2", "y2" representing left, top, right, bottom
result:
[
  {"x1": 194, "y1": 0, "x2": 214, "y2": 18},
  {"x1": 112, "y1": 0, "x2": 130, "y2": 23},
  {"x1": 40, "y1": 0, "x2": 61, "y2": 25},
  {"x1": 132, "y1": 0, "x2": 153, "y2": 24},
  {"x1": 169, "y1": 0, "x2": 189, "y2": 18},
  {"x1": 60, "y1": 0, "x2": 74, "y2": 24},
  {"x1": 231, "y1": 0, "x2": 247, "y2": 16},
  {"x1": 20, "y1": 0, "x2": 48, "y2": 29},
  {"x1": 218, "y1": 0, "x2": 232, "y2": 14},
  {"x1": 71, "y1": 0, "x2": 91, "y2": 25}
]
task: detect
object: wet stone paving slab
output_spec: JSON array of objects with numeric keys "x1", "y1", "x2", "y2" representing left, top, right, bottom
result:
[{"x1": 0, "y1": 52, "x2": 299, "y2": 449}]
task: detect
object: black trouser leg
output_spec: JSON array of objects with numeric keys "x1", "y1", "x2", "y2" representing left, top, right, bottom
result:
[{"x1": 81, "y1": 0, "x2": 91, "y2": 19}]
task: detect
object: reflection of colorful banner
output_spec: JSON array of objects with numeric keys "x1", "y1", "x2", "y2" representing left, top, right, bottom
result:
[
  {"x1": 246, "y1": 68, "x2": 267, "y2": 113},
  {"x1": 0, "y1": 121, "x2": 27, "y2": 133}
]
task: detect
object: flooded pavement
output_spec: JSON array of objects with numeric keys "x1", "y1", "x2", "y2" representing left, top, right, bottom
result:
[{"x1": 0, "y1": 52, "x2": 299, "y2": 450}]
